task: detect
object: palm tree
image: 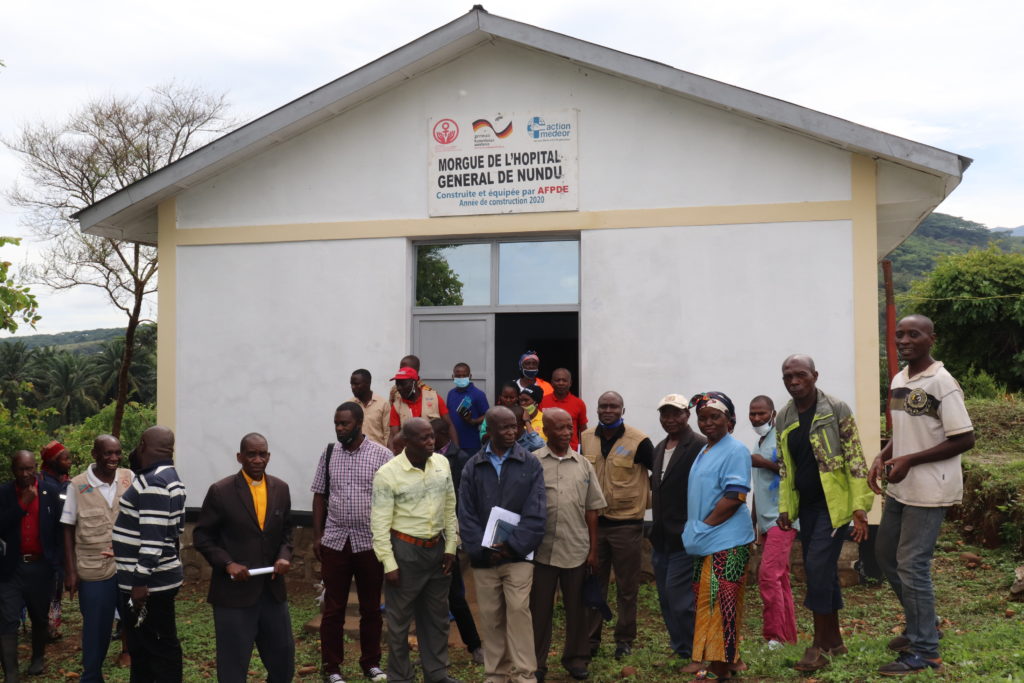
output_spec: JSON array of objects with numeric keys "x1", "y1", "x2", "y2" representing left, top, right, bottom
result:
[
  {"x1": 0, "y1": 341, "x2": 36, "y2": 410},
  {"x1": 40, "y1": 351, "x2": 101, "y2": 425}
]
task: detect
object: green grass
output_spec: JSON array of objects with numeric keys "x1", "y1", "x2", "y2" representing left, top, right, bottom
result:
[{"x1": 20, "y1": 523, "x2": 1024, "y2": 681}]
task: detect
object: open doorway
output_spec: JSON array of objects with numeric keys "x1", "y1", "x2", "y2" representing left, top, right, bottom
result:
[{"x1": 494, "y1": 312, "x2": 579, "y2": 395}]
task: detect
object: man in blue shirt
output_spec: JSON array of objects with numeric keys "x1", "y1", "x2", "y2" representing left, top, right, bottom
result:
[{"x1": 446, "y1": 362, "x2": 489, "y2": 454}]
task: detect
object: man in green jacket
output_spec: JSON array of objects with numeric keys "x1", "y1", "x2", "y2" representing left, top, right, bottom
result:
[{"x1": 775, "y1": 354, "x2": 874, "y2": 673}]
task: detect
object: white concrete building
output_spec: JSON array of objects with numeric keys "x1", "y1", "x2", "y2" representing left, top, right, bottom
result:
[{"x1": 78, "y1": 9, "x2": 969, "y2": 510}]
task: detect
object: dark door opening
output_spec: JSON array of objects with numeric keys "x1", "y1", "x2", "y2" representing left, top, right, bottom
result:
[{"x1": 493, "y1": 312, "x2": 579, "y2": 398}]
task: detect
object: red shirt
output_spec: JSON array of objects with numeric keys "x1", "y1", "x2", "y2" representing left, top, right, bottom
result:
[
  {"x1": 389, "y1": 391, "x2": 449, "y2": 427},
  {"x1": 540, "y1": 391, "x2": 589, "y2": 450},
  {"x1": 17, "y1": 481, "x2": 43, "y2": 555}
]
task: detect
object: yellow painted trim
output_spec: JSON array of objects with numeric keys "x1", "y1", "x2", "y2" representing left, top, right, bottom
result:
[
  {"x1": 172, "y1": 200, "x2": 854, "y2": 246},
  {"x1": 156, "y1": 199, "x2": 177, "y2": 431},
  {"x1": 850, "y1": 154, "x2": 883, "y2": 522}
]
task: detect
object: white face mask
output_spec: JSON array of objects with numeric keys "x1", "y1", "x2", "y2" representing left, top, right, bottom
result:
[{"x1": 752, "y1": 421, "x2": 773, "y2": 437}]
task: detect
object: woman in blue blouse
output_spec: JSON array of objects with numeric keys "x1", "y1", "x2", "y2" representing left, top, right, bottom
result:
[{"x1": 683, "y1": 392, "x2": 755, "y2": 680}]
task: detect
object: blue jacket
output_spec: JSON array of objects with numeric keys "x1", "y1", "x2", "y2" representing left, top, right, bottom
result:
[
  {"x1": 458, "y1": 442, "x2": 546, "y2": 568},
  {"x1": 0, "y1": 477, "x2": 63, "y2": 578}
]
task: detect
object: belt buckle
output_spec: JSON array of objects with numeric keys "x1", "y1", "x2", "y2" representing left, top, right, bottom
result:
[{"x1": 21, "y1": 554, "x2": 33, "y2": 563}]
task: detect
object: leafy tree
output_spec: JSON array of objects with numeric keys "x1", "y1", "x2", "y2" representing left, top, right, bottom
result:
[
  {"x1": 93, "y1": 325, "x2": 156, "y2": 405},
  {"x1": 0, "y1": 236, "x2": 41, "y2": 333},
  {"x1": 5, "y1": 82, "x2": 232, "y2": 436},
  {"x1": 37, "y1": 351, "x2": 101, "y2": 425},
  {"x1": 908, "y1": 247, "x2": 1024, "y2": 391},
  {"x1": 56, "y1": 401, "x2": 155, "y2": 475},
  {"x1": 415, "y1": 245, "x2": 465, "y2": 306},
  {"x1": 0, "y1": 340, "x2": 36, "y2": 410},
  {"x1": 0, "y1": 403, "x2": 58, "y2": 484}
]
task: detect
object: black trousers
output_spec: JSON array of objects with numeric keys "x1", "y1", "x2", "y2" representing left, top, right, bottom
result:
[
  {"x1": 449, "y1": 556, "x2": 481, "y2": 651},
  {"x1": 213, "y1": 588, "x2": 294, "y2": 683},
  {"x1": 119, "y1": 588, "x2": 183, "y2": 683}
]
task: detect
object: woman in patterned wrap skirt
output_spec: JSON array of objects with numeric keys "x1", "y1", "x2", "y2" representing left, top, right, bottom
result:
[{"x1": 682, "y1": 392, "x2": 756, "y2": 681}]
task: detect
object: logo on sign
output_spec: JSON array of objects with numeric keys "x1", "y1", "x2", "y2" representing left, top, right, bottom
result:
[
  {"x1": 472, "y1": 118, "x2": 513, "y2": 138},
  {"x1": 526, "y1": 116, "x2": 572, "y2": 140},
  {"x1": 433, "y1": 119, "x2": 459, "y2": 145}
]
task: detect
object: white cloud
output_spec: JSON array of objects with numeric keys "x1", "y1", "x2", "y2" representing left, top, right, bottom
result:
[{"x1": 2, "y1": 0, "x2": 1022, "y2": 331}]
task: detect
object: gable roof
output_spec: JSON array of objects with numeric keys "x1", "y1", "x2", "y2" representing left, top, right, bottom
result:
[{"x1": 77, "y1": 6, "x2": 971, "y2": 253}]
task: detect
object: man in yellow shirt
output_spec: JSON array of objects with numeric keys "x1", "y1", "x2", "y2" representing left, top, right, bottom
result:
[
  {"x1": 370, "y1": 418, "x2": 460, "y2": 683},
  {"x1": 193, "y1": 433, "x2": 294, "y2": 683}
]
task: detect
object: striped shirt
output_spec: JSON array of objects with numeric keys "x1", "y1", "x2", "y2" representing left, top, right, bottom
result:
[
  {"x1": 112, "y1": 462, "x2": 187, "y2": 592},
  {"x1": 311, "y1": 438, "x2": 392, "y2": 553}
]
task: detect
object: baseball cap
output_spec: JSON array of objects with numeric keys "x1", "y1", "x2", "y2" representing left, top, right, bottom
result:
[
  {"x1": 390, "y1": 367, "x2": 420, "y2": 381},
  {"x1": 657, "y1": 394, "x2": 689, "y2": 411}
]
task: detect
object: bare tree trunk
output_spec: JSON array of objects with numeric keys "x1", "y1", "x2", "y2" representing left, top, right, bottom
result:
[{"x1": 112, "y1": 288, "x2": 144, "y2": 438}]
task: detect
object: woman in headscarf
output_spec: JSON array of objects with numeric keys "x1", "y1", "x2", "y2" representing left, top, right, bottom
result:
[
  {"x1": 682, "y1": 392, "x2": 755, "y2": 681},
  {"x1": 517, "y1": 384, "x2": 546, "y2": 443},
  {"x1": 515, "y1": 350, "x2": 553, "y2": 397}
]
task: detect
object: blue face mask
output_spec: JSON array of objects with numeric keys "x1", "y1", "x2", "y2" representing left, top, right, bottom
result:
[
  {"x1": 601, "y1": 417, "x2": 624, "y2": 430},
  {"x1": 453, "y1": 377, "x2": 471, "y2": 389},
  {"x1": 521, "y1": 368, "x2": 539, "y2": 379}
]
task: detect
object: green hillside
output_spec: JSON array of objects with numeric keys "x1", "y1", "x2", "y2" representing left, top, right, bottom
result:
[
  {"x1": 882, "y1": 212, "x2": 1024, "y2": 312},
  {"x1": 0, "y1": 327, "x2": 125, "y2": 354}
]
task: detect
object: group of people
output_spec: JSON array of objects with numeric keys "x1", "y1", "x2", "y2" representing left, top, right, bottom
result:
[
  {"x1": 1, "y1": 426, "x2": 184, "y2": 683},
  {"x1": 0, "y1": 314, "x2": 975, "y2": 682}
]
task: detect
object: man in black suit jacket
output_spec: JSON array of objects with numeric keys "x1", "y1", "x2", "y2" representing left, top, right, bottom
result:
[
  {"x1": 650, "y1": 395, "x2": 706, "y2": 666},
  {"x1": 0, "y1": 450, "x2": 63, "y2": 680},
  {"x1": 194, "y1": 433, "x2": 294, "y2": 683}
]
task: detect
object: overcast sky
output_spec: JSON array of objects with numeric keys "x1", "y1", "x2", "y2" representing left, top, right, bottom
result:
[{"x1": 1, "y1": 0, "x2": 1021, "y2": 335}]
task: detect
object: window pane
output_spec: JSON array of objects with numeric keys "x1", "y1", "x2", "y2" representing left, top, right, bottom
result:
[
  {"x1": 498, "y1": 241, "x2": 579, "y2": 305},
  {"x1": 416, "y1": 243, "x2": 490, "y2": 306}
]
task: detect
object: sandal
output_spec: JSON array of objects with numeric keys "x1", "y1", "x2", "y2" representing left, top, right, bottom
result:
[
  {"x1": 691, "y1": 670, "x2": 732, "y2": 681},
  {"x1": 681, "y1": 660, "x2": 707, "y2": 674}
]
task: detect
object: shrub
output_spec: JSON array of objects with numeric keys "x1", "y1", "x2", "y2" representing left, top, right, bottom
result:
[
  {"x1": 959, "y1": 368, "x2": 1008, "y2": 400},
  {"x1": 0, "y1": 402, "x2": 58, "y2": 483},
  {"x1": 56, "y1": 401, "x2": 156, "y2": 475}
]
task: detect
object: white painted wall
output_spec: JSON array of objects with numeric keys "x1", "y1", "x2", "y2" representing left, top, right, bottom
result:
[
  {"x1": 176, "y1": 40, "x2": 850, "y2": 229},
  {"x1": 175, "y1": 238, "x2": 409, "y2": 510},
  {"x1": 579, "y1": 221, "x2": 856, "y2": 448}
]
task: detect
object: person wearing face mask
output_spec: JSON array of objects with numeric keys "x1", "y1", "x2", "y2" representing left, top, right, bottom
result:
[
  {"x1": 580, "y1": 391, "x2": 654, "y2": 661},
  {"x1": 312, "y1": 402, "x2": 394, "y2": 683},
  {"x1": 511, "y1": 405, "x2": 545, "y2": 452},
  {"x1": 518, "y1": 385, "x2": 546, "y2": 444},
  {"x1": 748, "y1": 395, "x2": 798, "y2": 650},
  {"x1": 389, "y1": 367, "x2": 460, "y2": 453},
  {"x1": 446, "y1": 362, "x2": 489, "y2": 456},
  {"x1": 515, "y1": 351, "x2": 553, "y2": 398}
]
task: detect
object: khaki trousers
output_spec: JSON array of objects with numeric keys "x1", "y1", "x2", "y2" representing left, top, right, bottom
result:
[{"x1": 473, "y1": 562, "x2": 537, "y2": 683}]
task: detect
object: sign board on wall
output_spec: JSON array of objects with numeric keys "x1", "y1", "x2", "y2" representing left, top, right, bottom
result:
[{"x1": 428, "y1": 110, "x2": 579, "y2": 216}]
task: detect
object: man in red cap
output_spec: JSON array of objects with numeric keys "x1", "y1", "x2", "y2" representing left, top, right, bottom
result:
[
  {"x1": 388, "y1": 367, "x2": 460, "y2": 452},
  {"x1": 40, "y1": 441, "x2": 71, "y2": 642}
]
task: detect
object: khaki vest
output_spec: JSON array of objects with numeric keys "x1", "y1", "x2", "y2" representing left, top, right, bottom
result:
[
  {"x1": 393, "y1": 387, "x2": 442, "y2": 424},
  {"x1": 70, "y1": 467, "x2": 133, "y2": 581},
  {"x1": 581, "y1": 425, "x2": 650, "y2": 521}
]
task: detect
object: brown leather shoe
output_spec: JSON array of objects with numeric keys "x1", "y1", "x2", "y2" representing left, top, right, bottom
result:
[
  {"x1": 793, "y1": 646, "x2": 830, "y2": 672},
  {"x1": 825, "y1": 644, "x2": 848, "y2": 656}
]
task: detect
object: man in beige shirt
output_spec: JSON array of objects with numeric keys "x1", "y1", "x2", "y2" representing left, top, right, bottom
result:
[
  {"x1": 530, "y1": 408, "x2": 606, "y2": 682},
  {"x1": 349, "y1": 369, "x2": 391, "y2": 447},
  {"x1": 370, "y1": 418, "x2": 459, "y2": 683}
]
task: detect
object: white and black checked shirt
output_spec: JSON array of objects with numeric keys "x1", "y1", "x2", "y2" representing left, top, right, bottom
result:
[{"x1": 311, "y1": 439, "x2": 393, "y2": 553}]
